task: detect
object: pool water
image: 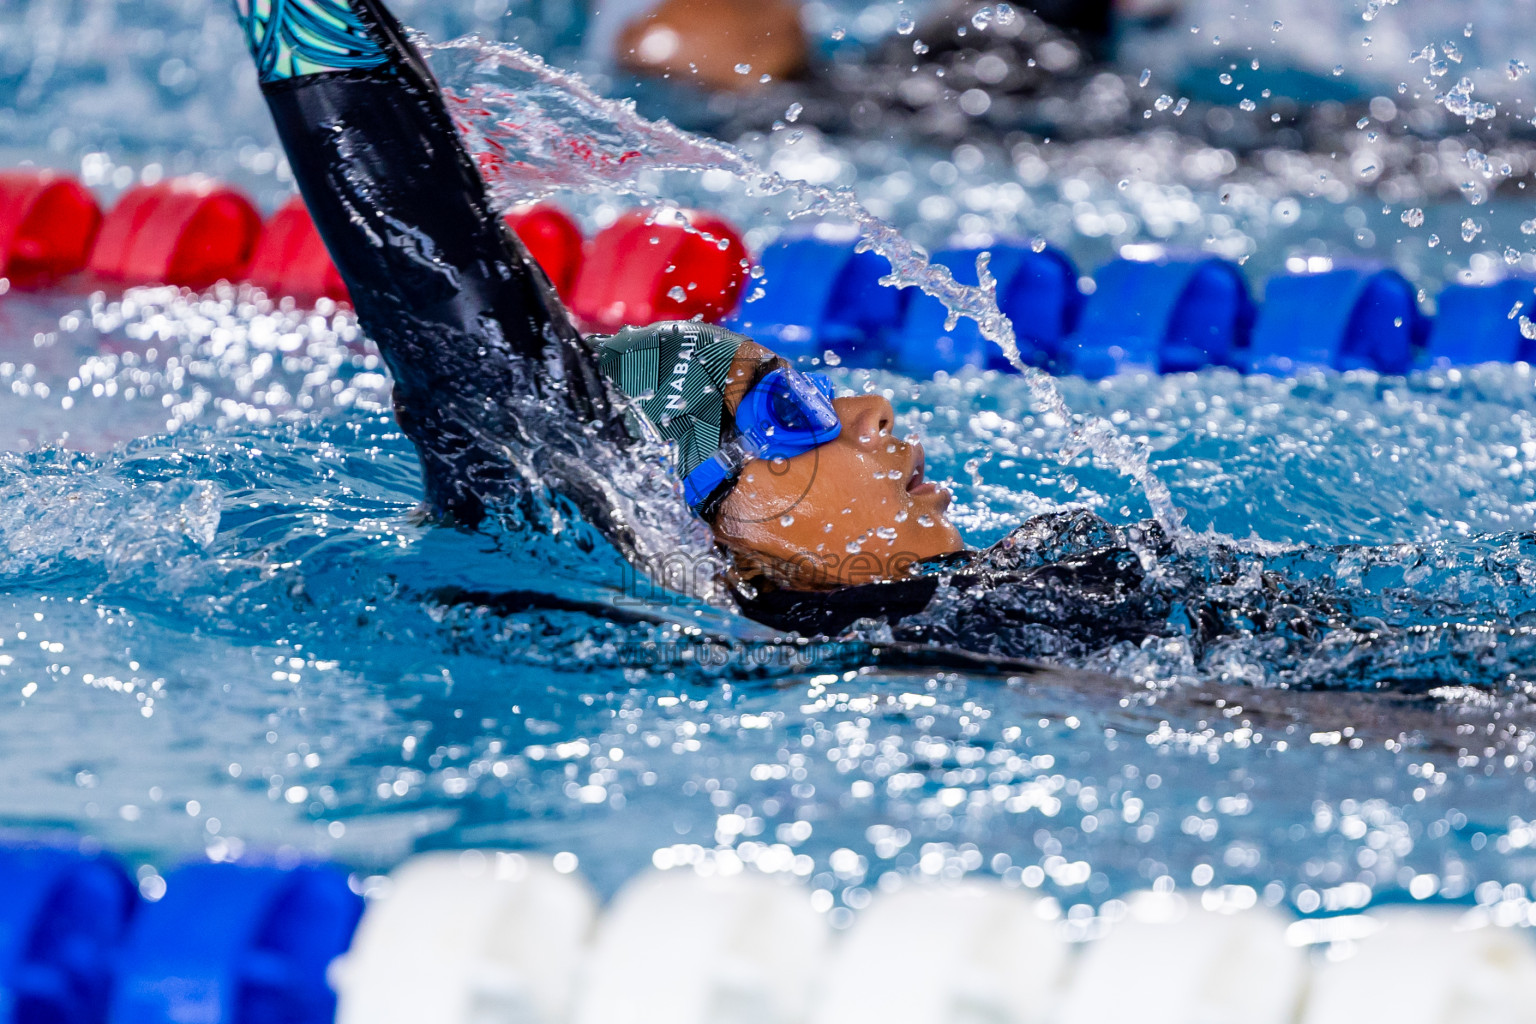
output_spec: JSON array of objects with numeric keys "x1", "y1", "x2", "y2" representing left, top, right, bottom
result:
[
  {"x1": 5, "y1": 283, "x2": 1536, "y2": 920},
  {"x1": 2, "y1": 0, "x2": 1536, "y2": 928}
]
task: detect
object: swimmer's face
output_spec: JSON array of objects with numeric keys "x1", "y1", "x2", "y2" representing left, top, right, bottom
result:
[{"x1": 709, "y1": 341, "x2": 965, "y2": 589}]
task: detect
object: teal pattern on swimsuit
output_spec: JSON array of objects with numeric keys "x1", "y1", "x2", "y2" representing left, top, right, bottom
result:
[{"x1": 235, "y1": 0, "x2": 389, "y2": 83}]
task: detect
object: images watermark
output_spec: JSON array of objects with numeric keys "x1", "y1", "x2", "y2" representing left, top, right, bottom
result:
[
  {"x1": 609, "y1": 638, "x2": 866, "y2": 668},
  {"x1": 614, "y1": 546, "x2": 930, "y2": 605}
]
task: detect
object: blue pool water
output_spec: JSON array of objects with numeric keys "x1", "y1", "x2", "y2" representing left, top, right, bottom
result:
[
  {"x1": 3, "y1": 0, "x2": 1536, "y2": 928},
  {"x1": 6, "y1": 284, "x2": 1536, "y2": 919}
]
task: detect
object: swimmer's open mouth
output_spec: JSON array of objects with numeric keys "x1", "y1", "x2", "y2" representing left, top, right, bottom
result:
[{"x1": 906, "y1": 446, "x2": 939, "y2": 496}]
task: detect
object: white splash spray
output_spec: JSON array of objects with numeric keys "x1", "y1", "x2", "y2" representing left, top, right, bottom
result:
[{"x1": 427, "y1": 36, "x2": 1193, "y2": 547}]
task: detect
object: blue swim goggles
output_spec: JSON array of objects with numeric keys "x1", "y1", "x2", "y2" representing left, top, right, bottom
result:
[{"x1": 683, "y1": 366, "x2": 842, "y2": 510}]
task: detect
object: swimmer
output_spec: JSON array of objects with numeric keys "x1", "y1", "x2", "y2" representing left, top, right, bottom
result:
[
  {"x1": 607, "y1": 0, "x2": 1112, "y2": 92},
  {"x1": 233, "y1": 0, "x2": 962, "y2": 624},
  {"x1": 234, "y1": 0, "x2": 1519, "y2": 675}
]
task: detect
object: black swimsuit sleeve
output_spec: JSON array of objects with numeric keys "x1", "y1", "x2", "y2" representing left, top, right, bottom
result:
[{"x1": 252, "y1": 0, "x2": 621, "y2": 526}]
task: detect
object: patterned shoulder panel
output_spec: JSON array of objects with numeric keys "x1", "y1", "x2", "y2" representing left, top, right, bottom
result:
[{"x1": 235, "y1": 0, "x2": 389, "y2": 83}]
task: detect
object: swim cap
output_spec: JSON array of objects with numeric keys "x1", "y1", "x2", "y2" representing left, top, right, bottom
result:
[{"x1": 594, "y1": 321, "x2": 747, "y2": 479}]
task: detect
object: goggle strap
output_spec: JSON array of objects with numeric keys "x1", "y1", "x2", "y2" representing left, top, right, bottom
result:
[{"x1": 683, "y1": 447, "x2": 741, "y2": 510}]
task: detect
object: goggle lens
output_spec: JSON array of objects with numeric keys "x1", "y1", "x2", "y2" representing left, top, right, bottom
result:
[{"x1": 766, "y1": 368, "x2": 838, "y2": 438}]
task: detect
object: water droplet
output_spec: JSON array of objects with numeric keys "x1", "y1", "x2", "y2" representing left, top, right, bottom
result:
[
  {"x1": 1461, "y1": 218, "x2": 1481, "y2": 243},
  {"x1": 785, "y1": 102, "x2": 803, "y2": 123},
  {"x1": 1239, "y1": 98, "x2": 1257, "y2": 111},
  {"x1": 1520, "y1": 316, "x2": 1536, "y2": 341},
  {"x1": 1427, "y1": 233, "x2": 1441, "y2": 248},
  {"x1": 1154, "y1": 95, "x2": 1174, "y2": 111},
  {"x1": 1031, "y1": 238, "x2": 1048, "y2": 253},
  {"x1": 897, "y1": 14, "x2": 915, "y2": 35},
  {"x1": 734, "y1": 63, "x2": 752, "y2": 75},
  {"x1": 917, "y1": 515, "x2": 935, "y2": 528},
  {"x1": 666, "y1": 286, "x2": 687, "y2": 301},
  {"x1": 876, "y1": 526, "x2": 898, "y2": 541},
  {"x1": 1139, "y1": 68, "x2": 1152, "y2": 88},
  {"x1": 1271, "y1": 20, "x2": 1283, "y2": 31},
  {"x1": 1357, "y1": 116, "x2": 1371, "y2": 129},
  {"x1": 1401, "y1": 207, "x2": 1425, "y2": 228},
  {"x1": 912, "y1": 39, "x2": 929, "y2": 55},
  {"x1": 779, "y1": 514, "x2": 795, "y2": 527}
]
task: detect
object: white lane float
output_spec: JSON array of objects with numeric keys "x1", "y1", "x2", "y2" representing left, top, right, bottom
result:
[
  {"x1": 809, "y1": 881, "x2": 1071, "y2": 1024},
  {"x1": 1056, "y1": 892, "x2": 1306, "y2": 1024},
  {"x1": 332, "y1": 850, "x2": 597, "y2": 1024},
  {"x1": 572, "y1": 867, "x2": 831, "y2": 1024},
  {"x1": 1301, "y1": 906, "x2": 1536, "y2": 1024}
]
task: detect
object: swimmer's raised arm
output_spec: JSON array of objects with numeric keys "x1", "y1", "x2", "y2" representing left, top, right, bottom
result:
[
  {"x1": 233, "y1": 0, "x2": 620, "y2": 526},
  {"x1": 233, "y1": 0, "x2": 966, "y2": 603}
]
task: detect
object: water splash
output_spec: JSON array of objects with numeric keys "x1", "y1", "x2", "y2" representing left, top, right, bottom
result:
[{"x1": 427, "y1": 36, "x2": 1192, "y2": 547}]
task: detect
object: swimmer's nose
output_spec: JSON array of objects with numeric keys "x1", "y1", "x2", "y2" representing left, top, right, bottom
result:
[{"x1": 837, "y1": 394, "x2": 896, "y2": 450}]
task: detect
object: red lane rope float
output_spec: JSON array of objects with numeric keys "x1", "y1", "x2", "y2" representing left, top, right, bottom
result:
[
  {"x1": 505, "y1": 203, "x2": 585, "y2": 300},
  {"x1": 245, "y1": 195, "x2": 349, "y2": 304},
  {"x1": 569, "y1": 208, "x2": 749, "y2": 334},
  {"x1": 88, "y1": 177, "x2": 262, "y2": 291},
  {"x1": 0, "y1": 170, "x2": 102, "y2": 289}
]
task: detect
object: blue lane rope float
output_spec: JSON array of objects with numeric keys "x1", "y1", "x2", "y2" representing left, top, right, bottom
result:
[
  {"x1": 1247, "y1": 266, "x2": 1427, "y2": 376},
  {"x1": 108, "y1": 863, "x2": 362, "y2": 1024},
  {"x1": 0, "y1": 845, "x2": 136, "y2": 1024},
  {"x1": 725, "y1": 235, "x2": 907, "y2": 365},
  {"x1": 1425, "y1": 277, "x2": 1536, "y2": 368},
  {"x1": 1062, "y1": 255, "x2": 1254, "y2": 379},
  {"x1": 888, "y1": 243, "x2": 1083, "y2": 375}
]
